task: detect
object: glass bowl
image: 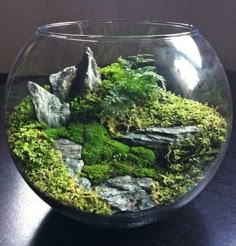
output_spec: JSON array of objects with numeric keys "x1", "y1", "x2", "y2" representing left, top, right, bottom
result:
[{"x1": 5, "y1": 21, "x2": 232, "y2": 228}]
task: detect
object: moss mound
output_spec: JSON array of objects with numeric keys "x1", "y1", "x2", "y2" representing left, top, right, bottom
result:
[
  {"x1": 7, "y1": 54, "x2": 228, "y2": 210},
  {"x1": 8, "y1": 112, "x2": 112, "y2": 214},
  {"x1": 45, "y1": 122, "x2": 158, "y2": 185}
]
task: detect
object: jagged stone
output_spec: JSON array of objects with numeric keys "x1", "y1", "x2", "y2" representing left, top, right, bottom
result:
[
  {"x1": 49, "y1": 66, "x2": 77, "y2": 102},
  {"x1": 54, "y1": 138, "x2": 83, "y2": 176},
  {"x1": 28, "y1": 81, "x2": 70, "y2": 127},
  {"x1": 73, "y1": 47, "x2": 101, "y2": 94},
  {"x1": 98, "y1": 176, "x2": 155, "y2": 213},
  {"x1": 118, "y1": 126, "x2": 199, "y2": 148},
  {"x1": 77, "y1": 177, "x2": 92, "y2": 190}
]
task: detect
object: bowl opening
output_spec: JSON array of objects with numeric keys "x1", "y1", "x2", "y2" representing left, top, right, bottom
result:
[{"x1": 37, "y1": 21, "x2": 199, "y2": 40}]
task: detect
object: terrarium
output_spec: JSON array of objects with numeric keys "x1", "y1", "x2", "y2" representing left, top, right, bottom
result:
[{"x1": 5, "y1": 21, "x2": 232, "y2": 228}]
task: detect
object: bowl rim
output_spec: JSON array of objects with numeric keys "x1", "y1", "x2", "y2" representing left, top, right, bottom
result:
[{"x1": 37, "y1": 20, "x2": 200, "y2": 40}]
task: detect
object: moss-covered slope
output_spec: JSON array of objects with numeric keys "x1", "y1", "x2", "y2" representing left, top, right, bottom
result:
[{"x1": 7, "y1": 54, "x2": 228, "y2": 210}]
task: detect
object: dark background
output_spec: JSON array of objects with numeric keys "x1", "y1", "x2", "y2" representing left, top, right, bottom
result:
[
  {"x1": 0, "y1": 1, "x2": 236, "y2": 72},
  {"x1": 0, "y1": 72, "x2": 235, "y2": 246}
]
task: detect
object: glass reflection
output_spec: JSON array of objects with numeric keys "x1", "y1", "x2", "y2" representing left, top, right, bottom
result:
[{"x1": 170, "y1": 36, "x2": 202, "y2": 92}]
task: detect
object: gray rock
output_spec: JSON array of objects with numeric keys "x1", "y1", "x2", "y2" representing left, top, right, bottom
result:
[
  {"x1": 49, "y1": 66, "x2": 77, "y2": 102},
  {"x1": 118, "y1": 126, "x2": 199, "y2": 148},
  {"x1": 77, "y1": 177, "x2": 91, "y2": 190},
  {"x1": 54, "y1": 138, "x2": 84, "y2": 175},
  {"x1": 98, "y1": 176, "x2": 156, "y2": 213},
  {"x1": 54, "y1": 138, "x2": 82, "y2": 159},
  {"x1": 75, "y1": 47, "x2": 101, "y2": 93},
  {"x1": 105, "y1": 175, "x2": 153, "y2": 192},
  {"x1": 137, "y1": 126, "x2": 199, "y2": 136},
  {"x1": 28, "y1": 81, "x2": 70, "y2": 127}
]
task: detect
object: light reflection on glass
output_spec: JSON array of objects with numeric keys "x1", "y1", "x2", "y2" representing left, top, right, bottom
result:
[
  {"x1": 170, "y1": 36, "x2": 202, "y2": 91},
  {"x1": 174, "y1": 57, "x2": 200, "y2": 91}
]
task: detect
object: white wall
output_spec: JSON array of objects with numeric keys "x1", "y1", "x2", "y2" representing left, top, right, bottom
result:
[{"x1": 0, "y1": 0, "x2": 235, "y2": 72}]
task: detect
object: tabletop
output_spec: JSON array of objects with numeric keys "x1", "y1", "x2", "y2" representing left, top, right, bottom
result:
[{"x1": 0, "y1": 72, "x2": 235, "y2": 246}]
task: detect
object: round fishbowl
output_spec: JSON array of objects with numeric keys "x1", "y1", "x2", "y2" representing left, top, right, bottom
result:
[{"x1": 5, "y1": 21, "x2": 232, "y2": 228}]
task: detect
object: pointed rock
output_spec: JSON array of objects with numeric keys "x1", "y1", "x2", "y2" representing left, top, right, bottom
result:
[
  {"x1": 49, "y1": 66, "x2": 77, "y2": 102},
  {"x1": 28, "y1": 81, "x2": 70, "y2": 127},
  {"x1": 72, "y1": 47, "x2": 101, "y2": 94}
]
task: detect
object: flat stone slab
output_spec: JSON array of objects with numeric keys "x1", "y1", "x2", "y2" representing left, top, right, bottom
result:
[{"x1": 118, "y1": 126, "x2": 199, "y2": 148}]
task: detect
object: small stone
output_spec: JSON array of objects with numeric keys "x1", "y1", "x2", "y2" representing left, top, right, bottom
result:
[
  {"x1": 28, "y1": 81, "x2": 70, "y2": 127},
  {"x1": 54, "y1": 138, "x2": 83, "y2": 175},
  {"x1": 54, "y1": 138, "x2": 82, "y2": 159},
  {"x1": 66, "y1": 159, "x2": 84, "y2": 176},
  {"x1": 49, "y1": 66, "x2": 77, "y2": 102},
  {"x1": 77, "y1": 177, "x2": 91, "y2": 190}
]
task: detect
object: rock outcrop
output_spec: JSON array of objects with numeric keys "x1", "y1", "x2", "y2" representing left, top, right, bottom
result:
[
  {"x1": 28, "y1": 81, "x2": 70, "y2": 127},
  {"x1": 118, "y1": 126, "x2": 199, "y2": 148},
  {"x1": 98, "y1": 176, "x2": 155, "y2": 213}
]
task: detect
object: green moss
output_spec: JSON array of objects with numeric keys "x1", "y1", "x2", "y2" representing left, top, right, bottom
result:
[
  {"x1": 7, "y1": 54, "x2": 228, "y2": 210},
  {"x1": 8, "y1": 122, "x2": 112, "y2": 214},
  {"x1": 67, "y1": 122, "x2": 85, "y2": 144},
  {"x1": 151, "y1": 173, "x2": 197, "y2": 206},
  {"x1": 68, "y1": 122, "x2": 156, "y2": 176},
  {"x1": 70, "y1": 91, "x2": 102, "y2": 121},
  {"x1": 112, "y1": 161, "x2": 157, "y2": 179},
  {"x1": 129, "y1": 147, "x2": 156, "y2": 167},
  {"x1": 59, "y1": 122, "x2": 158, "y2": 183},
  {"x1": 82, "y1": 164, "x2": 112, "y2": 185},
  {"x1": 81, "y1": 122, "x2": 109, "y2": 164},
  {"x1": 112, "y1": 162, "x2": 133, "y2": 176},
  {"x1": 106, "y1": 140, "x2": 130, "y2": 158},
  {"x1": 44, "y1": 127, "x2": 69, "y2": 140},
  {"x1": 8, "y1": 96, "x2": 35, "y2": 134},
  {"x1": 133, "y1": 167, "x2": 157, "y2": 178},
  {"x1": 82, "y1": 144, "x2": 103, "y2": 165},
  {"x1": 84, "y1": 122, "x2": 110, "y2": 144}
]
